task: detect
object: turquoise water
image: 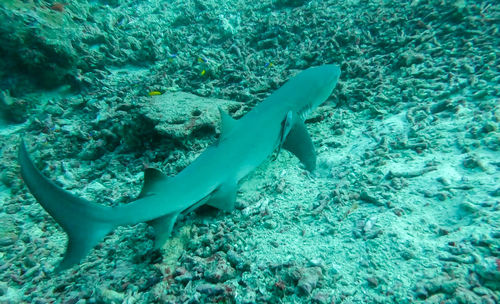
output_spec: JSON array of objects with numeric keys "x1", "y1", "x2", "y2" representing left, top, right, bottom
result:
[{"x1": 0, "y1": 0, "x2": 499, "y2": 303}]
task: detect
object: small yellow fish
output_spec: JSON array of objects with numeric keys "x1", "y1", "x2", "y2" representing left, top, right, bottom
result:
[
  {"x1": 148, "y1": 91, "x2": 162, "y2": 96},
  {"x1": 200, "y1": 69, "x2": 206, "y2": 76}
]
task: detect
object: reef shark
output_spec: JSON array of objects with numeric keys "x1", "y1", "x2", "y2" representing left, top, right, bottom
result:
[{"x1": 19, "y1": 64, "x2": 341, "y2": 271}]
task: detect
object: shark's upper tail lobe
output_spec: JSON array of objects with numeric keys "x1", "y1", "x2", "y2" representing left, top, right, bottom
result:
[{"x1": 19, "y1": 140, "x2": 116, "y2": 271}]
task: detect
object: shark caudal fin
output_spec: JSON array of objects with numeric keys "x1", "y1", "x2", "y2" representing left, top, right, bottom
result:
[{"x1": 19, "y1": 140, "x2": 116, "y2": 271}]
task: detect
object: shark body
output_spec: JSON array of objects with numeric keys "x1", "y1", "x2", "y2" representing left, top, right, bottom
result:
[{"x1": 19, "y1": 64, "x2": 341, "y2": 270}]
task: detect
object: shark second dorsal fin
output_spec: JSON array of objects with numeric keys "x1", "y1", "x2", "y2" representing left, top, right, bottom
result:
[
  {"x1": 138, "y1": 168, "x2": 168, "y2": 199},
  {"x1": 218, "y1": 107, "x2": 237, "y2": 138},
  {"x1": 283, "y1": 120, "x2": 317, "y2": 172}
]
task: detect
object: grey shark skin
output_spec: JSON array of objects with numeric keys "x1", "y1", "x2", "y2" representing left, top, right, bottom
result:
[{"x1": 19, "y1": 64, "x2": 341, "y2": 271}]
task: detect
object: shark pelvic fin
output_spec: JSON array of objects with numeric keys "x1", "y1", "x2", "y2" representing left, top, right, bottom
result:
[
  {"x1": 206, "y1": 181, "x2": 237, "y2": 212},
  {"x1": 137, "y1": 168, "x2": 169, "y2": 199},
  {"x1": 147, "y1": 212, "x2": 179, "y2": 248},
  {"x1": 18, "y1": 140, "x2": 116, "y2": 271},
  {"x1": 283, "y1": 120, "x2": 317, "y2": 171},
  {"x1": 218, "y1": 107, "x2": 237, "y2": 138}
]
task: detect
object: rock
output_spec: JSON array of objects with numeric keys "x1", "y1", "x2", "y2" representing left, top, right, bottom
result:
[
  {"x1": 138, "y1": 92, "x2": 245, "y2": 140},
  {"x1": 0, "y1": 282, "x2": 7, "y2": 296},
  {"x1": 481, "y1": 122, "x2": 496, "y2": 134},
  {"x1": 0, "y1": 216, "x2": 19, "y2": 247},
  {"x1": 413, "y1": 283, "x2": 428, "y2": 299},
  {"x1": 312, "y1": 292, "x2": 330, "y2": 304},
  {"x1": 475, "y1": 257, "x2": 500, "y2": 290},
  {"x1": 96, "y1": 287, "x2": 124, "y2": 303},
  {"x1": 366, "y1": 276, "x2": 379, "y2": 287},
  {"x1": 174, "y1": 267, "x2": 193, "y2": 284},
  {"x1": 0, "y1": 90, "x2": 28, "y2": 123},
  {"x1": 196, "y1": 283, "x2": 225, "y2": 296},
  {"x1": 78, "y1": 140, "x2": 107, "y2": 161},
  {"x1": 398, "y1": 50, "x2": 425, "y2": 67},
  {"x1": 489, "y1": 188, "x2": 500, "y2": 197},
  {"x1": 239, "y1": 289, "x2": 256, "y2": 303},
  {"x1": 462, "y1": 155, "x2": 484, "y2": 170},
  {"x1": 472, "y1": 286, "x2": 490, "y2": 296},
  {"x1": 274, "y1": 0, "x2": 309, "y2": 8},
  {"x1": 425, "y1": 293, "x2": 446, "y2": 303},
  {"x1": 263, "y1": 219, "x2": 277, "y2": 229},
  {"x1": 226, "y1": 250, "x2": 249, "y2": 271},
  {"x1": 296, "y1": 267, "x2": 322, "y2": 295},
  {"x1": 4, "y1": 204, "x2": 20, "y2": 214},
  {"x1": 204, "y1": 257, "x2": 236, "y2": 283},
  {"x1": 454, "y1": 288, "x2": 483, "y2": 303}
]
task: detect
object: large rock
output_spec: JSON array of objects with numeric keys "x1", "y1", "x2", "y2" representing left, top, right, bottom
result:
[{"x1": 139, "y1": 92, "x2": 246, "y2": 140}]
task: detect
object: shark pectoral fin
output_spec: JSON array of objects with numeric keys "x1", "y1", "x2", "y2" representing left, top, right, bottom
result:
[
  {"x1": 147, "y1": 212, "x2": 179, "y2": 249},
  {"x1": 137, "y1": 168, "x2": 169, "y2": 199},
  {"x1": 206, "y1": 181, "x2": 237, "y2": 212},
  {"x1": 283, "y1": 120, "x2": 317, "y2": 171},
  {"x1": 274, "y1": 111, "x2": 296, "y2": 160},
  {"x1": 218, "y1": 107, "x2": 237, "y2": 138}
]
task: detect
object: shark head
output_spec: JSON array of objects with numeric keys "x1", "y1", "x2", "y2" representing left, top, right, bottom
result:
[{"x1": 280, "y1": 64, "x2": 341, "y2": 120}]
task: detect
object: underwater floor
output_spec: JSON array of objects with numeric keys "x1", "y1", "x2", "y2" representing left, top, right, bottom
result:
[{"x1": 0, "y1": 0, "x2": 499, "y2": 303}]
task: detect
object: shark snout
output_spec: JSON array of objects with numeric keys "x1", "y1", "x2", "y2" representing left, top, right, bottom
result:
[
  {"x1": 305, "y1": 64, "x2": 341, "y2": 109},
  {"x1": 321, "y1": 64, "x2": 341, "y2": 86}
]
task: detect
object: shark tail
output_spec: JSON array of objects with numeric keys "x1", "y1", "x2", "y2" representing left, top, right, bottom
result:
[{"x1": 19, "y1": 140, "x2": 117, "y2": 271}]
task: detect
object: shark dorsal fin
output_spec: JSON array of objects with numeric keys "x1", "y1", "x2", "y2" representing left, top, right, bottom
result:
[
  {"x1": 138, "y1": 168, "x2": 168, "y2": 199},
  {"x1": 218, "y1": 107, "x2": 237, "y2": 137},
  {"x1": 283, "y1": 119, "x2": 317, "y2": 172}
]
